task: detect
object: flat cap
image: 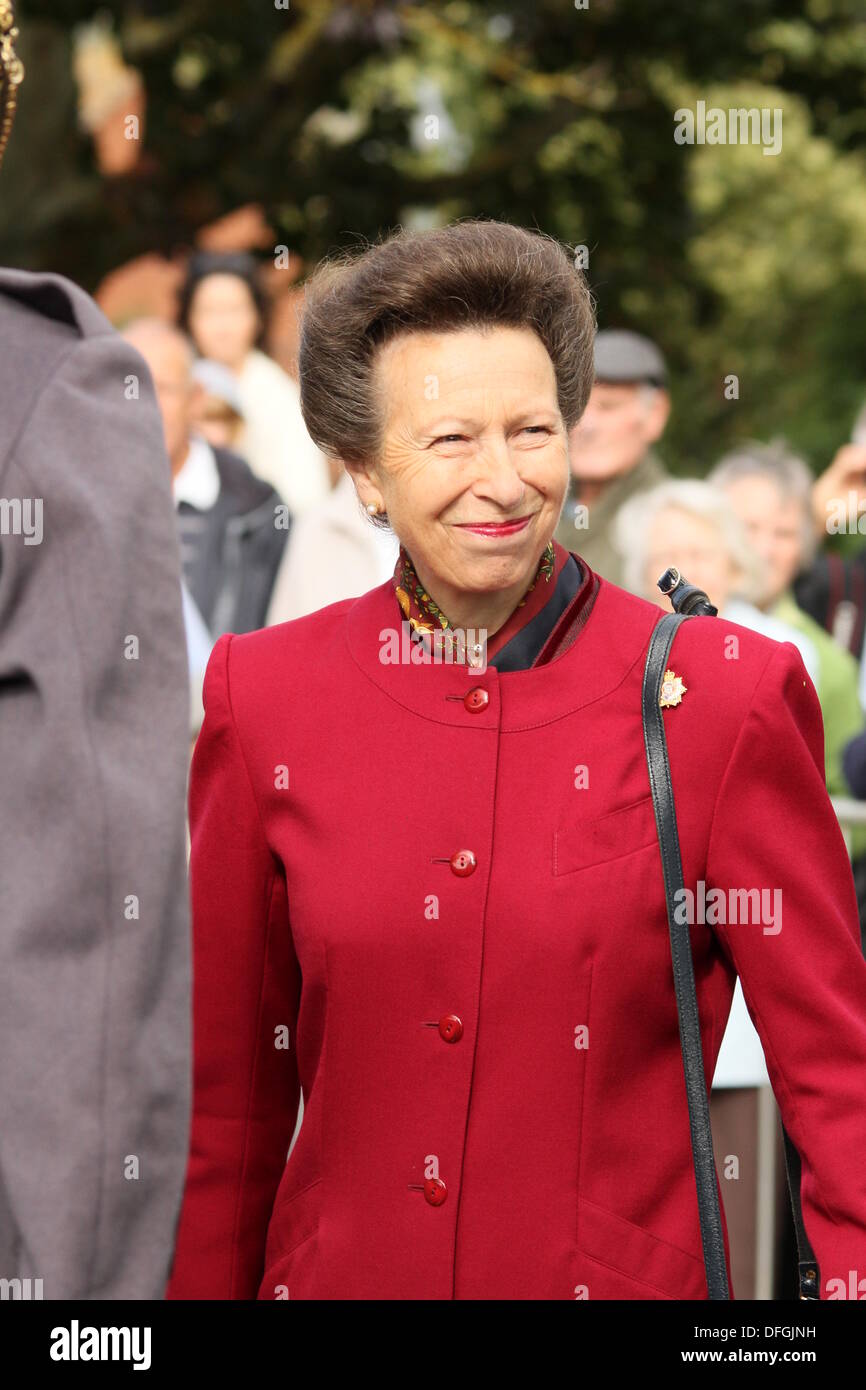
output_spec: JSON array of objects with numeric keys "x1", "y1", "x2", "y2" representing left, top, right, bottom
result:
[{"x1": 594, "y1": 329, "x2": 667, "y2": 387}]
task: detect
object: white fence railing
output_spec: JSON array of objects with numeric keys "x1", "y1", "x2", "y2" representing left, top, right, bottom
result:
[{"x1": 831, "y1": 797, "x2": 866, "y2": 855}]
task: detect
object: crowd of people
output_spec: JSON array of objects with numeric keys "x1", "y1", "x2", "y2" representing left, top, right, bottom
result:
[
  {"x1": 131, "y1": 279, "x2": 866, "y2": 1299},
  {"x1": 550, "y1": 327, "x2": 866, "y2": 1297},
  {"x1": 122, "y1": 251, "x2": 398, "y2": 732},
  {"x1": 3, "y1": 0, "x2": 862, "y2": 1309},
  {"x1": 144, "y1": 264, "x2": 866, "y2": 874},
  {"x1": 561, "y1": 328, "x2": 866, "y2": 902}
]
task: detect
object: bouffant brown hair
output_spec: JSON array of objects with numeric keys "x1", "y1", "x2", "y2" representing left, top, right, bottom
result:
[{"x1": 298, "y1": 219, "x2": 596, "y2": 471}]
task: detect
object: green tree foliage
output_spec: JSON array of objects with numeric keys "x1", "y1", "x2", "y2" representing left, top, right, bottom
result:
[{"x1": 4, "y1": 0, "x2": 866, "y2": 477}]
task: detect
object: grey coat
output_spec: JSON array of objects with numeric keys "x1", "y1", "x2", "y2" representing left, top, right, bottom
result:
[{"x1": 0, "y1": 269, "x2": 191, "y2": 1298}]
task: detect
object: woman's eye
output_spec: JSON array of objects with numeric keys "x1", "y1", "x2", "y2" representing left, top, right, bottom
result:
[{"x1": 431, "y1": 428, "x2": 549, "y2": 445}]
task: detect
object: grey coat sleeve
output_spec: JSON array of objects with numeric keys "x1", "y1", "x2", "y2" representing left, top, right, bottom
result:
[{"x1": 0, "y1": 327, "x2": 192, "y2": 1298}]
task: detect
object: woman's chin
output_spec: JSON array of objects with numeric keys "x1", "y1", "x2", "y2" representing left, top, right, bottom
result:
[{"x1": 450, "y1": 552, "x2": 543, "y2": 595}]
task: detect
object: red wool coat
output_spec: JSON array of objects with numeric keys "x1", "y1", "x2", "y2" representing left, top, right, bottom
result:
[{"x1": 166, "y1": 564, "x2": 866, "y2": 1300}]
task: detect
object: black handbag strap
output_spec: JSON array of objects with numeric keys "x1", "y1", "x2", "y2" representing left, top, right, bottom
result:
[
  {"x1": 642, "y1": 610, "x2": 730, "y2": 1299},
  {"x1": 642, "y1": 606, "x2": 820, "y2": 1301},
  {"x1": 781, "y1": 1114, "x2": 820, "y2": 1300}
]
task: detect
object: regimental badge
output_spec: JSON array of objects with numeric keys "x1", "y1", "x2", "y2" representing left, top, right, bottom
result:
[{"x1": 659, "y1": 669, "x2": 687, "y2": 708}]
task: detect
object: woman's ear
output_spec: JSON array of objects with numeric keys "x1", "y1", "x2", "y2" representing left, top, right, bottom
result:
[{"x1": 343, "y1": 459, "x2": 383, "y2": 515}]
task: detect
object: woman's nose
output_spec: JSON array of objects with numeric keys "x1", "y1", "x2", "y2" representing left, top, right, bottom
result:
[{"x1": 471, "y1": 438, "x2": 528, "y2": 507}]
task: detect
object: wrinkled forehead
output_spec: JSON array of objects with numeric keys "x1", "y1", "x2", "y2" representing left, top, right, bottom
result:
[{"x1": 372, "y1": 324, "x2": 559, "y2": 422}]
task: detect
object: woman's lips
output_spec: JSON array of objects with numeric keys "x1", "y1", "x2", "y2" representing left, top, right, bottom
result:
[{"x1": 454, "y1": 514, "x2": 534, "y2": 537}]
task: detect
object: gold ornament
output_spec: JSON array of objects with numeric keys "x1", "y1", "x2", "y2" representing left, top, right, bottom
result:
[
  {"x1": 0, "y1": 1, "x2": 23, "y2": 171},
  {"x1": 659, "y1": 669, "x2": 687, "y2": 708}
]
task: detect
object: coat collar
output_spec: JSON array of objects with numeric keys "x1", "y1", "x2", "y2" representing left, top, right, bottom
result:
[
  {"x1": 173, "y1": 434, "x2": 221, "y2": 511},
  {"x1": 344, "y1": 552, "x2": 660, "y2": 731}
]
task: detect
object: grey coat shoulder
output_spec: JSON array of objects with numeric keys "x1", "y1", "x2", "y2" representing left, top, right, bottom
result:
[{"x1": 0, "y1": 267, "x2": 147, "y2": 460}]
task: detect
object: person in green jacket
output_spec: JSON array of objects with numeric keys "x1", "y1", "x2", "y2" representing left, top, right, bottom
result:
[
  {"x1": 554, "y1": 329, "x2": 670, "y2": 585},
  {"x1": 710, "y1": 441, "x2": 866, "y2": 854}
]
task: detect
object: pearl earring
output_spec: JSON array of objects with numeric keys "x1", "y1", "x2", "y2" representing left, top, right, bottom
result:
[{"x1": 366, "y1": 502, "x2": 380, "y2": 515}]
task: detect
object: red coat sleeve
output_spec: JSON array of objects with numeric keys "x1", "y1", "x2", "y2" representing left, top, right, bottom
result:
[
  {"x1": 165, "y1": 632, "x2": 301, "y2": 1299},
  {"x1": 705, "y1": 639, "x2": 866, "y2": 1296}
]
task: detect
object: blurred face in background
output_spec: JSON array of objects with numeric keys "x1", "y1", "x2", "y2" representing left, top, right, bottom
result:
[
  {"x1": 568, "y1": 381, "x2": 670, "y2": 484},
  {"x1": 123, "y1": 323, "x2": 197, "y2": 475},
  {"x1": 721, "y1": 475, "x2": 803, "y2": 608},
  {"x1": 191, "y1": 391, "x2": 244, "y2": 450},
  {"x1": 644, "y1": 506, "x2": 738, "y2": 611},
  {"x1": 186, "y1": 273, "x2": 260, "y2": 373}
]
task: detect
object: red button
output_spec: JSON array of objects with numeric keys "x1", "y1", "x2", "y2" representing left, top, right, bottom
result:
[
  {"x1": 463, "y1": 687, "x2": 489, "y2": 712},
  {"x1": 450, "y1": 849, "x2": 476, "y2": 877},
  {"x1": 424, "y1": 1178, "x2": 448, "y2": 1206},
  {"x1": 438, "y1": 1014, "x2": 463, "y2": 1043}
]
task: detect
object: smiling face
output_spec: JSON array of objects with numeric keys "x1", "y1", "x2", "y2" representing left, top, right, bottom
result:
[{"x1": 346, "y1": 325, "x2": 570, "y2": 621}]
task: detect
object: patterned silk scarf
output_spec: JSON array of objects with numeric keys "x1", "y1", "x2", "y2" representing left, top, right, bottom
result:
[{"x1": 391, "y1": 539, "x2": 598, "y2": 671}]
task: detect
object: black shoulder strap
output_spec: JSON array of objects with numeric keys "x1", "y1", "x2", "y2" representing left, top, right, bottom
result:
[
  {"x1": 642, "y1": 611, "x2": 730, "y2": 1299},
  {"x1": 642, "y1": 608, "x2": 820, "y2": 1301}
]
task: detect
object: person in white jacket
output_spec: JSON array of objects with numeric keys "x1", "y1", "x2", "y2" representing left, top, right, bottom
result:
[
  {"x1": 266, "y1": 467, "x2": 399, "y2": 625},
  {"x1": 179, "y1": 251, "x2": 331, "y2": 518}
]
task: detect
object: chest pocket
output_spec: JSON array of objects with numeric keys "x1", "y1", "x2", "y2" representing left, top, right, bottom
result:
[{"x1": 553, "y1": 794, "x2": 658, "y2": 877}]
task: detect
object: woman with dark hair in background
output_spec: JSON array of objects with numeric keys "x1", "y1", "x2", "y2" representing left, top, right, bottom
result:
[{"x1": 178, "y1": 250, "x2": 331, "y2": 517}]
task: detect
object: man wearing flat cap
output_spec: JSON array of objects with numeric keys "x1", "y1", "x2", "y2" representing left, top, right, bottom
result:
[
  {"x1": 0, "y1": 1, "x2": 191, "y2": 1299},
  {"x1": 554, "y1": 328, "x2": 671, "y2": 587}
]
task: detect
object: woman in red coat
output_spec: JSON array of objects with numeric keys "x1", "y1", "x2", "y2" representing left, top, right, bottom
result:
[{"x1": 166, "y1": 220, "x2": 866, "y2": 1300}]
